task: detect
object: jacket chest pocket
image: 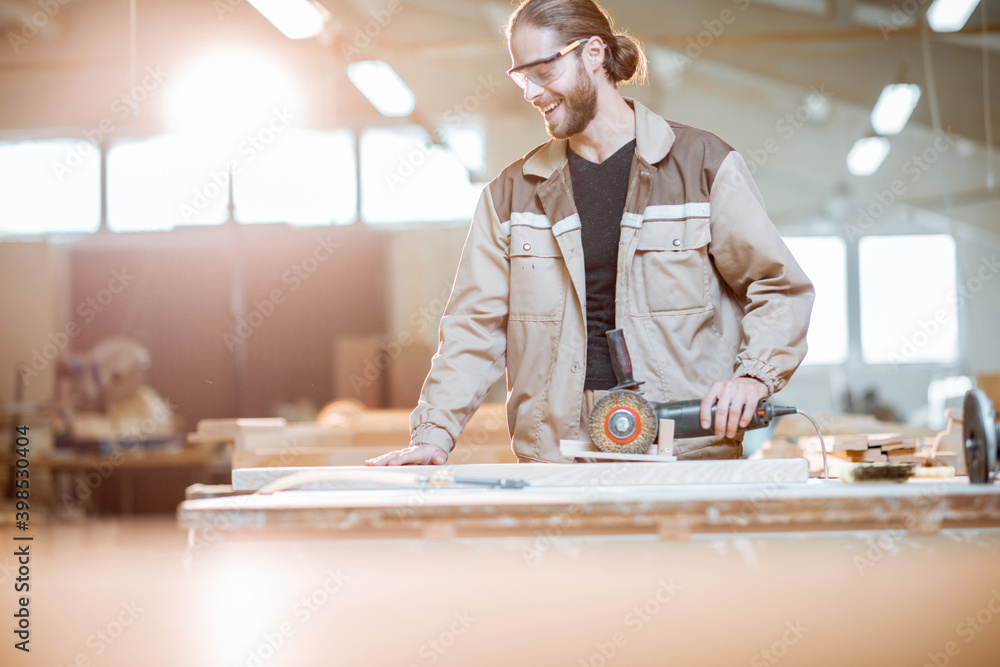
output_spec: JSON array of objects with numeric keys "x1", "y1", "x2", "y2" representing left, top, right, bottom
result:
[
  {"x1": 509, "y1": 225, "x2": 565, "y2": 321},
  {"x1": 631, "y1": 218, "x2": 711, "y2": 314}
]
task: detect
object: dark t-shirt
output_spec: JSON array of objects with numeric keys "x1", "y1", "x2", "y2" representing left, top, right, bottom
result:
[{"x1": 567, "y1": 139, "x2": 637, "y2": 390}]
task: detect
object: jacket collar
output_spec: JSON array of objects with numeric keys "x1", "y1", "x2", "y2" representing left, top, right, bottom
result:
[{"x1": 522, "y1": 97, "x2": 675, "y2": 178}]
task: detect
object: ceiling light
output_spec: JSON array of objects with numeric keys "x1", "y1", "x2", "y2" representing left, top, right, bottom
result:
[
  {"x1": 246, "y1": 0, "x2": 327, "y2": 39},
  {"x1": 870, "y1": 83, "x2": 921, "y2": 135},
  {"x1": 926, "y1": 0, "x2": 980, "y2": 32},
  {"x1": 847, "y1": 137, "x2": 890, "y2": 176},
  {"x1": 166, "y1": 49, "x2": 302, "y2": 140},
  {"x1": 347, "y1": 61, "x2": 416, "y2": 117}
]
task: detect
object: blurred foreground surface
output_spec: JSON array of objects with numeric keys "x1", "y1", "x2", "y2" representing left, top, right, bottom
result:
[{"x1": 1, "y1": 515, "x2": 999, "y2": 666}]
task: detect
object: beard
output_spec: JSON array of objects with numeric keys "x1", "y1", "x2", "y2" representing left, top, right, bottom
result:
[{"x1": 544, "y1": 67, "x2": 598, "y2": 140}]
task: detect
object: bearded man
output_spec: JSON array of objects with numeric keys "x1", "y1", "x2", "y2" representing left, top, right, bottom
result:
[{"x1": 367, "y1": 0, "x2": 814, "y2": 466}]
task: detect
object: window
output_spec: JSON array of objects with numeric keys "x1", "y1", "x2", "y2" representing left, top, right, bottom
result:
[
  {"x1": 233, "y1": 129, "x2": 356, "y2": 226},
  {"x1": 0, "y1": 140, "x2": 100, "y2": 235},
  {"x1": 359, "y1": 126, "x2": 483, "y2": 224},
  {"x1": 783, "y1": 236, "x2": 849, "y2": 365},
  {"x1": 859, "y1": 234, "x2": 958, "y2": 364},
  {"x1": 107, "y1": 135, "x2": 230, "y2": 231},
  {"x1": 439, "y1": 123, "x2": 487, "y2": 177}
]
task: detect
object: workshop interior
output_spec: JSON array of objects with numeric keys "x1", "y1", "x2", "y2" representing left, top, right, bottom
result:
[{"x1": 1, "y1": 0, "x2": 999, "y2": 665}]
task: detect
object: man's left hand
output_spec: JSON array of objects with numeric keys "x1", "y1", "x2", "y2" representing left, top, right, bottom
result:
[{"x1": 700, "y1": 377, "x2": 768, "y2": 439}]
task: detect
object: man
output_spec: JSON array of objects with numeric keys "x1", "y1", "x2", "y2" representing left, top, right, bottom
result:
[{"x1": 367, "y1": 0, "x2": 813, "y2": 466}]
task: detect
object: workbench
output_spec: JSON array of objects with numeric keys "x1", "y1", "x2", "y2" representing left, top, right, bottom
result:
[
  {"x1": 37, "y1": 446, "x2": 230, "y2": 514},
  {"x1": 176, "y1": 462, "x2": 1000, "y2": 666}
]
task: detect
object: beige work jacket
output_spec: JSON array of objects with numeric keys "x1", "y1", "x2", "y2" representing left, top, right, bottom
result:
[{"x1": 410, "y1": 99, "x2": 814, "y2": 462}]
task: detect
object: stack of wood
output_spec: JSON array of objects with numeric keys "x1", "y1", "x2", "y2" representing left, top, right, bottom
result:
[
  {"x1": 798, "y1": 433, "x2": 931, "y2": 465},
  {"x1": 770, "y1": 413, "x2": 944, "y2": 476}
]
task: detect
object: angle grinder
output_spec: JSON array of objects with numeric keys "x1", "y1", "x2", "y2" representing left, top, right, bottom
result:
[
  {"x1": 963, "y1": 389, "x2": 1000, "y2": 484},
  {"x1": 588, "y1": 329, "x2": 799, "y2": 454}
]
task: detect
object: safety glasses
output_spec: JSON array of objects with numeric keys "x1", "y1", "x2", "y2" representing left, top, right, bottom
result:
[{"x1": 506, "y1": 38, "x2": 588, "y2": 89}]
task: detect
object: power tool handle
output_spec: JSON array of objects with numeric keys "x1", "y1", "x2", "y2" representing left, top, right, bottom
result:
[
  {"x1": 655, "y1": 398, "x2": 784, "y2": 438},
  {"x1": 606, "y1": 329, "x2": 642, "y2": 390}
]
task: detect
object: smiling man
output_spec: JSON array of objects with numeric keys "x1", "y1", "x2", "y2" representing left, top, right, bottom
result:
[{"x1": 367, "y1": 0, "x2": 814, "y2": 466}]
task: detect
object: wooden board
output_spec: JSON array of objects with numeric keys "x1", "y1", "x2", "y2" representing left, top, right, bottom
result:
[
  {"x1": 831, "y1": 449, "x2": 888, "y2": 463},
  {"x1": 232, "y1": 443, "x2": 517, "y2": 469},
  {"x1": 657, "y1": 418, "x2": 675, "y2": 456},
  {"x1": 239, "y1": 423, "x2": 352, "y2": 450},
  {"x1": 867, "y1": 433, "x2": 904, "y2": 448},
  {"x1": 799, "y1": 434, "x2": 869, "y2": 452},
  {"x1": 180, "y1": 476, "x2": 1000, "y2": 538},
  {"x1": 774, "y1": 413, "x2": 936, "y2": 438},
  {"x1": 189, "y1": 418, "x2": 352, "y2": 450},
  {"x1": 559, "y1": 439, "x2": 677, "y2": 462},
  {"x1": 231, "y1": 459, "x2": 810, "y2": 491},
  {"x1": 188, "y1": 418, "x2": 287, "y2": 444},
  {"x1": 190, "y1": 404, "x2": 510, "y2": 455}
]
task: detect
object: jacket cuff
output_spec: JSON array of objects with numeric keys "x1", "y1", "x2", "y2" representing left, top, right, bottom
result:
[
  {"x1": 410, "y1": 423, "x2": 455, "y2": 455},
  {"x1": 734, "y1": 358, "x2": 782, "y2": 396}
]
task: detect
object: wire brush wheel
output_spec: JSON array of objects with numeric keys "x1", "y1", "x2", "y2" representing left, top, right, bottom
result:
[{"x1": 588, "y1": 390, "x2": 657, "y2": 454}]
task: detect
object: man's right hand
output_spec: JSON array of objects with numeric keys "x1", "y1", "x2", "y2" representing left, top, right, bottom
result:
[{"x1": 364, "y1": 444, "x2": 448, "y2": 466}]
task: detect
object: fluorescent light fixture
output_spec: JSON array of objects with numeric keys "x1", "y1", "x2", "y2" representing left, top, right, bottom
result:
[
  {"x1": 926, "y1": 0, "x2": 980, "y2": 32},
  {"x1": 246, "y1": 0, "x2": 327, "y2": 39},
  {"x1": 870, "y1": 83, "x2": 921, "y2": 135},
  {"x1": 847, "y1": 137, "x2": 890, "y2": 176},
  {"x1": 347, "y1": 61, "x2": 416, "y2": 117}
]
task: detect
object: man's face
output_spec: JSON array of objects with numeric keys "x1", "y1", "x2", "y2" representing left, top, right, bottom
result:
[{"x1": 509, "y1": 26, "x2": 599, "y2": 140}]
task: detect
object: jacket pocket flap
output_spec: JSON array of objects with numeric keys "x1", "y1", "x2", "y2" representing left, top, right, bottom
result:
[
  {"x1": 509, "y1": 226, "x2": 562, "y2": 258},
  {"x1": 636, "y1": 219, "x2": 710, "y2": 251}
]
